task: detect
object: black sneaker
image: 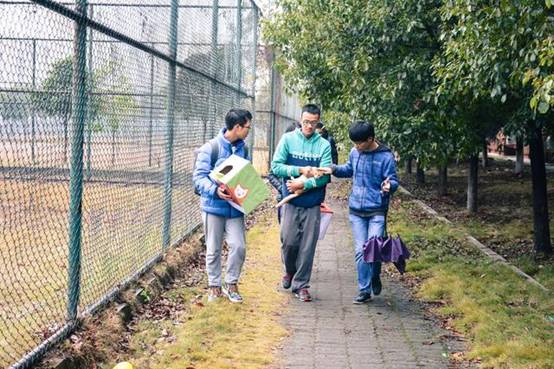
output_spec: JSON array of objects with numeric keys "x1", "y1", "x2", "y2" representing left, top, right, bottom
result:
[
  {"x1": 282, "y1": 274, "x2": 292, "y2": 289},
  {"x1": 371, "y1": 276, "x2": 382, "y2": 296},
  {"x1": 353, "y1": 292, "x2": 371, "y2": 304}
]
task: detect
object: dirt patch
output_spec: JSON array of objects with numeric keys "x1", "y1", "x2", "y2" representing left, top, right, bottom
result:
[{"x1": 400, "y1": 159, "x2": 554, "y2": 268}]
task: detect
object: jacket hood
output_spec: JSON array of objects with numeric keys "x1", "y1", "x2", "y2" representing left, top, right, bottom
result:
[
  {"x1": 217, "y1": 127, "x2": 246, "y2": 150},
  {"x1": 359, "y1": 142, "x2": 392, "y2": 155}
]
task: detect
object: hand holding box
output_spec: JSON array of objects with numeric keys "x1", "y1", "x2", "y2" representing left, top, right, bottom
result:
[{"x1": 209, "y1": 155, "x2": 270, "y2": 214}]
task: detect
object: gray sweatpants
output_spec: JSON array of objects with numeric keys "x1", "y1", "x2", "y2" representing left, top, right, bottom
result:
[
  {"x1": 280, "y1": 203, "x2": 321, "y2": 292},
  {"x1": 202, "y1": 212, "x2": 246, "y2": 287}
]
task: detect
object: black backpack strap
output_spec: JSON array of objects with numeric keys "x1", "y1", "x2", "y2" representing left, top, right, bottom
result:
[
  {"x1": 209, "y1": 138, "x2": 219, "y2": 168},
  {"x1": 244, "y1": 145, "x2": 249, "y2": 160}
]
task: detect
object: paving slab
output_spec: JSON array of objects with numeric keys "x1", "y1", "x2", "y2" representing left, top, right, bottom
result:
[{"x1": 277, "y1": 197, "x2": 452, "y2": 369}]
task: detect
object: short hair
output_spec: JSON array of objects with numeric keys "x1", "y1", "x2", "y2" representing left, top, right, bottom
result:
[
  {"x1": 301, "y1": 104, "x2": 321, "y2": 117},
  {"x1": 348, "y1": 120, "x2": 375, "y2": 142},
  {"x1": 225, "y1": 109, "x2": 252, "y2": 130}
]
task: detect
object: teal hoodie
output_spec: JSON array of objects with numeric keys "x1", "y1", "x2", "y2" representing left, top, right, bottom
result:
[{"x1": 271, "y1": 128, "x2": 332, "y2": 208}]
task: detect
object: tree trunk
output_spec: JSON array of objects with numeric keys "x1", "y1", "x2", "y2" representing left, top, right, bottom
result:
[
  {"x1": 515, "y1": 135, "x2": 524, "y2": 176},
  {"x1": 416, "y1": 161, "x2": 425, "y2": 184},
  {"x1": 482, "y1": 139, "x2": 488, "y2": 168},
  {"x1": 438, "y1": 164, "x2": 448, "y2": 196},
  {"x1": 405, "y1": 157, "x2": 412, "y2": 175},
  {"x1": 467, "y1": 155, "x2": 478, "y2": 213},
  {"x1": 528, "y1": 124, "x2": 552, "y2": 255}
]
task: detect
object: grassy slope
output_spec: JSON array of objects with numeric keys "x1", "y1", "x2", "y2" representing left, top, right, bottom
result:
[
  {"x1": 106, "y1": 215, "x2": 288, "y2": 369},
  {"x1": 389, "y1": 196, "x2": 554, "y2": 369}
]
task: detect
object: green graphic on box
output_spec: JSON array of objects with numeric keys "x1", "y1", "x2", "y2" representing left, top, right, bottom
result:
[{"x1": 209, "y1": 154, "x2": 270, "y2": 214}]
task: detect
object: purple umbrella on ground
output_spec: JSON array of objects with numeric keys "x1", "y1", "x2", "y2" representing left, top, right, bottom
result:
[{"x1": 362, "y1": 235, "x2": 411, "y2": 274}]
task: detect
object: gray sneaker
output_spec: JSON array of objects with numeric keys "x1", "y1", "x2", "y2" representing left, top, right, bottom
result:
[
  {"x1": 222, "y1": 283, "x2": 243, "y2": 303},
  {"x1": 208, "y1": 286, "x2": 222, "y2": 303}
]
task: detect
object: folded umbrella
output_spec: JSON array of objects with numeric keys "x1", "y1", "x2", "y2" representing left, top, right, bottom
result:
[{"x1": 362, "y1": 235, "x2": 411, "y2": 274}]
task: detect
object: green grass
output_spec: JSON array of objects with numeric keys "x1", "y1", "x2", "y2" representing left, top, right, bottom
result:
[
  {"x1": 462, "y1": 217, "x2": 532, "y2": 240},
  {"x1": 389, "y1": 196, "x2": 554, "y2": 369},
  {"x1": 105, "y1": 215, "x2": 288, "y2": 369}
]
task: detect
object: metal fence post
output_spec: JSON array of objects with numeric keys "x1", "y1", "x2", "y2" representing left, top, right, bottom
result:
[
  {"x1": 210, "y1": 0, "x2": 219, "y2": 137},
  {"x1": 31, "y1": 38, "x2": 36, "y2": 164},
  {"x1": 86, "y1": 3, "x2": 93, "y2": 180},
  {"x1": 249, "y1": 4, "x2": 258, "y2": 161},
  {"x1": 162, "y1": 0, "x2": 179, "y2": 250},
  {"x1": 235, "y1": 0, "x2": 242, "y2": 106},
  {"x1": 67, "y1": 0, "x2": 88, "y2": 321},
  {"x1": 148, "y1": 42, "x2": 154, "y2": 168},
  {"x1": 268, "y1": 50, "x2": 277, "y2": 165}
]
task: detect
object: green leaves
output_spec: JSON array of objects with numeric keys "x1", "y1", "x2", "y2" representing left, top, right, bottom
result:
[
  {"x1": 437, "y1": 0, "x2": 553, "y2": 116},
  {"x1": 263, "y1": 0, "x2": 552, "y2": 165}
]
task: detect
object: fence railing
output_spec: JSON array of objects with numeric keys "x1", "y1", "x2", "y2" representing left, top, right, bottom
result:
[{"x1": 0, "y1": 1, "x2": 299, "y2": 368}]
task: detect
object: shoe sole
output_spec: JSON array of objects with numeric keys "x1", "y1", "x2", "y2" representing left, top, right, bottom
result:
[{"x1": 352, "y1": 299, "x2": 371, "y2": 304}]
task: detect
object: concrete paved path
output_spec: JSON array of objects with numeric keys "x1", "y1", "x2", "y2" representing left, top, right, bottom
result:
[{"x1": 277, "y1": 198, "x2": 452, "y2": 369}]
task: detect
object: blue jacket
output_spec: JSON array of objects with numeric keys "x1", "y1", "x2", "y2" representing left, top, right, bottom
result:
[
  {"x1": 333, "y1": 144, "x2": 399, "y2": 213},
  {"x1": 192, "y1": 128, "x2": 248, "y2": 218}
]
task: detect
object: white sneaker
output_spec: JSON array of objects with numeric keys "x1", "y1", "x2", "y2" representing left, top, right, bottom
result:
[
  {"x1": 222, "y1": 283, "x2": 243, "y2": 303},
  {"x1": 208, "y1": 286, "x2": 222, "y2": 303}
]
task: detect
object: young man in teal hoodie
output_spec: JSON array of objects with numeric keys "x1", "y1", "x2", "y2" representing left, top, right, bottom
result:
[
  {"x1": 321, "y1": 121, "x2": 399, "y2": 304},
  {"x1": 271, "y1": 104, "x2": 332, "y2": 302}
]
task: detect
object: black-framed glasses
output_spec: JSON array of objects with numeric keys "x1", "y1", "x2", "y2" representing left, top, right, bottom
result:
[{"x1": 302, "y1": 120, "x2": 320, "y2": 127}]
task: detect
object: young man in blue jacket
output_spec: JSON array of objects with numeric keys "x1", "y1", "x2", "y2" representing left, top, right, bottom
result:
[
  {"x1": 192, "y1": 109, "x2": 252, "y2": 303},
  {"x1": 271, "y1": 104, "x2": 332, "y2": 302},
  {"x1": 322, "y1": 121, "x2": 398, "y2": 304}
]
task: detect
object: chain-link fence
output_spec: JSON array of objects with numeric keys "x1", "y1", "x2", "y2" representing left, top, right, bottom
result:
[
  {"x1": 254, "y1": 48, "x2": 302, "y2": 172},
  {"x1": 0, "y1": 1, "x2": 300, "y2": 368}
]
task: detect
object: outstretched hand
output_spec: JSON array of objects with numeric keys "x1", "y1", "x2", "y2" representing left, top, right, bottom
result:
[{"x1": 316, "y1": 167, "x2": 333, "y2": 175}]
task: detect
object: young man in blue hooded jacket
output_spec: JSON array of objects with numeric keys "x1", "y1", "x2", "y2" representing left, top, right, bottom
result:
[
  {"x1": 321, "y1": 120, "x2": 398, "y2": 304},
  {"x1": 193, "y1": 108, "x2": 252, "y2": 303}
]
